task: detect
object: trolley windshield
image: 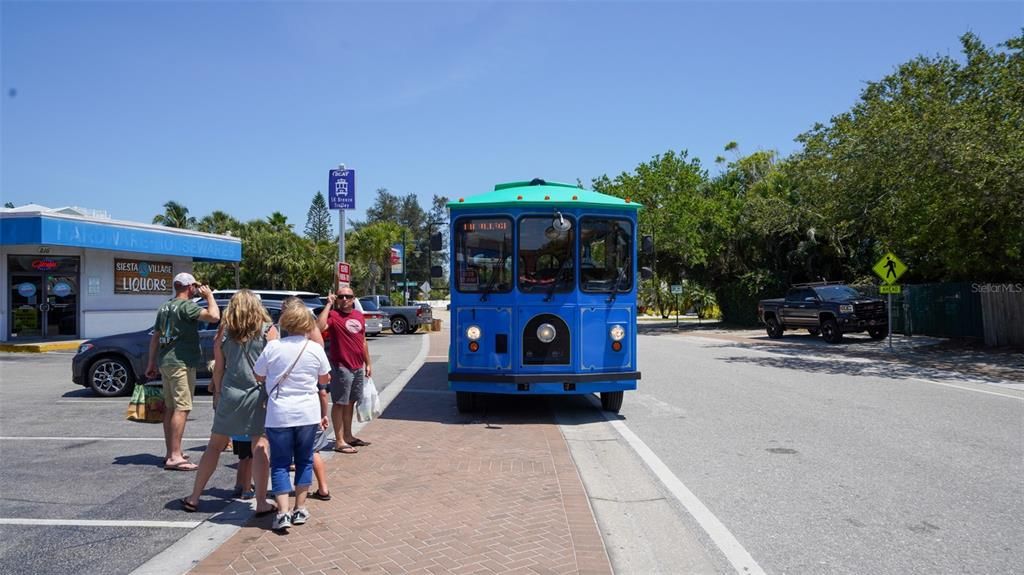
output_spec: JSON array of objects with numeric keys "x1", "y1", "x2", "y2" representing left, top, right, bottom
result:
[
  {"x1": 518, "y1": 215, "x2": 575, "y2": 293},
  {"x1": 579, "y1": 217, "x2": 633, "y2": 293},
  {"x1": 454, "y1": 217, "x2": 513, "y2": 293}
]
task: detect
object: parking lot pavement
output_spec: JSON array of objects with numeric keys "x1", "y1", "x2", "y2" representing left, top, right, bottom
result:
[
  {"x1": 0, "y1": 330, "x2": 427, "y2": 575},
  {"x1": 190, "y1": 325, "x2": 614, "y2": 575}
]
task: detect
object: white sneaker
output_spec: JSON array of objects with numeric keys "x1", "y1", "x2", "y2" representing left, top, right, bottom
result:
[
  {"x1": 291, "y1": 507, "x2": 310, "y2": 525},
  {"x1": 272, "y1": 512, "x2": 292, "y2": 532}
]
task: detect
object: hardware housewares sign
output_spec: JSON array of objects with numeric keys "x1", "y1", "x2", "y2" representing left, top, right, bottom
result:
[{"x1": 114, "y1": 259, "x2": 174, "y2": 295}]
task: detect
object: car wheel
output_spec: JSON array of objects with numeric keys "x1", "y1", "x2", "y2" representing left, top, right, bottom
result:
[
  {"x1": 821, "y1": 319, "x2": 843, "y2": 344},
  {"x1": 600, "y1": 391, "x2": 624, "y2": 413},
  {"x1": 766, "y1": 317, "x2": 784, "y2": 339},
  {"x1": 455, "y1": 391, "x2": 476, "y2": 413},
  {"x1": 868, "y1": 328, "x2": 886, "y2": 340},
  {"x1": 807, "y1": 328, "x2": 820, "y2": 336},
  {"x1": 391, "y1": 316, "x2": 409, "y2": 335},
  {"x1": 89, "y1": 356, "x2": 135, "y2": 397}
]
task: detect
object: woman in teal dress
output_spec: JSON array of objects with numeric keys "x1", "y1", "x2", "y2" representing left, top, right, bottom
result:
[{"x1": 181, "y1": 290, "x2": 278, "y2": 515}]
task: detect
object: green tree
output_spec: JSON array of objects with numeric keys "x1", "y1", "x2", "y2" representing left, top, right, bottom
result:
[
  {"x1": 152, "y1": 201, "x2": 196, "y2": 229},
  {"x1": 347, "y1": 222, "x2": 403, "y2": 295},
  {"x1": 304, "y1": 191, "x2": 333, "y2": 243},
  {"x1": 793, "y1": 32, "x2": 1024, "y2": 282}
]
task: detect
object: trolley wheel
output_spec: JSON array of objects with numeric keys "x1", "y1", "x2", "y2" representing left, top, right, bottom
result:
[
  {"x1": 600, "y1": 391, "x2": 623, "y2": 413},
  {"x1": 455, "y1": 391, "x2": 476, "y2": 413}
]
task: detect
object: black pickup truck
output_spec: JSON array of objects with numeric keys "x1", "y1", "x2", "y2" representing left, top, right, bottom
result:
[{"x1": 757, "y1": 282, "x2": 887, "y2": 343}]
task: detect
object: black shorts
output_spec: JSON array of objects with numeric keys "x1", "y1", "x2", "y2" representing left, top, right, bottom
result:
[{"x1": 232, "y1": 440, "x2": 253, "y2": 460}]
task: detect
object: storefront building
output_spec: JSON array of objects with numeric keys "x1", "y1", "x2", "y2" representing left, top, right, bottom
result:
[{"x1": 1, "y1": 205, "x2": 241, "y2": 342}]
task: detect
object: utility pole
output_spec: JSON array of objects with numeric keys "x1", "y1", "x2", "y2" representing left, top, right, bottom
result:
[{"x1": 402, "y1": 228, "x2": 408, "y2": 304}]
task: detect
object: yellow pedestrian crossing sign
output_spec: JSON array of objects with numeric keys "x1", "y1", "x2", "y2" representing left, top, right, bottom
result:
[{"x1": 873, "y1": 252, "x2": 907, "y2": 285}]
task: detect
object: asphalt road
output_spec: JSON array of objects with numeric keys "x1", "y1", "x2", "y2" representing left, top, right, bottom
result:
[
  {"x1": 610, "y1": 331, "x2": 1024, "y2": 574},
  {"x1": 0, "y1": 330, "x2": 425, "y2": 575}
]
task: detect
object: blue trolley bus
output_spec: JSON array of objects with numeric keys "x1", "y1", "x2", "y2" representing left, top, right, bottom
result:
[{"x1": 441, "y1": 179, "x2": 650, "y2": 413}]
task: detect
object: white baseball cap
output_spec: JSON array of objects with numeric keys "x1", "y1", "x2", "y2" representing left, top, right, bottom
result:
[{"x1": 173, "y1": 272, "x2": 197, "y2": 287}]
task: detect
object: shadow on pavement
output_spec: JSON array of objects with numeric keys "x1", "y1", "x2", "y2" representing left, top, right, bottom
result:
[{"x1": 382, "y1": 361, "x2": 623, "y2": 426}]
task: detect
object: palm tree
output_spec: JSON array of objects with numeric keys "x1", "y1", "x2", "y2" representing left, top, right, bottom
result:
[
  {"x1": 152, "y1": 201, "x2": 196, "y2": 229},
  {"x1": 196, "y1": 211, "x2": 242, "y2": 235},
  {"x1": 266, "y1": 212, "x2": 292, "y2": 234},
  {"x1": 348, "y1": 222, "x2": 402, "y2": 295}
]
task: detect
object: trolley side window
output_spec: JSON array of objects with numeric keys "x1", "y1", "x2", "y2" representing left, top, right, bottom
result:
[
  {"x1": 454, "y1": 217, "x2": 513, "y2": 293},
  {"x1": 518, "y1": 215, "x2": 575, "y2": 293},
  {"x1": 580, "y1": 217, "x2": 633, "y2": 293}
]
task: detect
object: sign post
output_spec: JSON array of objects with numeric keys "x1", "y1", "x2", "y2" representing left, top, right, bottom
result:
[
  {"x1": 329, "y1": 166, "x2": 356, "y2": 266},
  {"x1": 872, "y1": 252, "x2": 908, "y2": 351},
  {"x1": 670, "y1": 284, "x2": 683, "y2": 328}
]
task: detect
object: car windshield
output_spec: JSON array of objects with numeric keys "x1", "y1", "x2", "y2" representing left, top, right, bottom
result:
[
  {"x1": 360, "y1": 298, "x2": 380, "y2": 311},
  {"x1": 814, "y1": 285, "x2": 862, "y2": 301}
]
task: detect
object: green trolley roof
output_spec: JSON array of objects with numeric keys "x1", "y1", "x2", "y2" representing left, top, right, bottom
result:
[{"x1": 449, "y1": 179, "x2": 642, "y2": 211}]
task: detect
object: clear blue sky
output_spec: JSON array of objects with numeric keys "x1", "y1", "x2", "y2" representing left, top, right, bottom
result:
[{"x1": 3, "y1": 1, "x2": 1021, "y2": 233}]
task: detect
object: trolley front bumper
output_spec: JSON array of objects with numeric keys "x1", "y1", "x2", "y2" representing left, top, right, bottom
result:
[{"x1": 448, "y1": 371, "x2": 640, "y2": 395}]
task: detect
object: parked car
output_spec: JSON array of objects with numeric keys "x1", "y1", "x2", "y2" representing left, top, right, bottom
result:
[
  {"x1": 72, "y1": 298, "x2": 297, "y2": 397},
  {"x1": 213, "y1": 289, "x2": 321, "y2": 306},
  {"x1": 356, "y1": 297, "x2": 388, "y2": 336},
  {"x1": 359, "y1": 294, "x2": 432, "y2": 335},
  {"x1": 757, "y1": 282, "x2": 888, "y2": 343}
]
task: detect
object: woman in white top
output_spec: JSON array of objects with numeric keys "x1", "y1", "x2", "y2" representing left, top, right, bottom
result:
[{"x1": 253, "y1": 298, "x2": 331, "y2": 532}]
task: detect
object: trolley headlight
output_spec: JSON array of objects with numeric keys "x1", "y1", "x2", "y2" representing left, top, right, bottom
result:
[
  {"x1": 536, "y1": 323, "x2": 557, "y2": 343},
  {"x1": 466, "y1": 325, "x2": 482, "y2": 341},
  {"x1": 609, "y1": 325, "x2": 625, "y2": 342}
]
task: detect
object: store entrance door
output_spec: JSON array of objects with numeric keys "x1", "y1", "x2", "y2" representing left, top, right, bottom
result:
[
  {"x1": 7, "y1": 255, "x2": 80, "y2": 340},
  {"x1": 10, "y1": 275, "x2": 44, "y2": 338}
]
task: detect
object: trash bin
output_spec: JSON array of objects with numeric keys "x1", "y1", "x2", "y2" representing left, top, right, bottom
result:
[{"x1": 431, "y1": 318, "x2": 442, "y2": 332}]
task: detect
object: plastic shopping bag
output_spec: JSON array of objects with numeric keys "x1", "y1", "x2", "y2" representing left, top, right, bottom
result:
[
  {"x1": 126, "y1": 383, "x2": 165, "y2": 423},
  {"x1": 356, "y1": 377, "x2": 382, "y2": 423}
]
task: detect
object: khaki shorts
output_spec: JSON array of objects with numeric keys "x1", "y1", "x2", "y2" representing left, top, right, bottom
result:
[{"x1": 159, "y1": 365, "x2": 196, "y2": 411}]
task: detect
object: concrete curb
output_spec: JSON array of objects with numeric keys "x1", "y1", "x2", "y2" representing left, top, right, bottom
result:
[{"x1": 0, "y1": 341, "x2": 82, "y2": 353}]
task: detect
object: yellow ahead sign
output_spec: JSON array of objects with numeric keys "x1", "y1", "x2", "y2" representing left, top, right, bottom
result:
[{"x1": 873, "y1": 252, "x2": 907, "y2": 285}]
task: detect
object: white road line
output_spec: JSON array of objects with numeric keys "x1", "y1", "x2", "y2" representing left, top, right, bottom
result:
[
  {"x1": 603, "y1": 411, "x2": 767, "y2": 575},
  {"x1": 0, "y1": 518, "x2": 200, "y2": 528},
  {"x1": 909, "y1": 378, "x2": 1024, "y2": 401},
  {"x1": 0, "y1": 436, "x2": 211, "y2": 441}
]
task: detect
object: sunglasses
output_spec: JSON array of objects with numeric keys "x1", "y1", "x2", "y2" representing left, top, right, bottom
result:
[{"x1": 336, "y1": 294, "x2": 355, "y2": 300}]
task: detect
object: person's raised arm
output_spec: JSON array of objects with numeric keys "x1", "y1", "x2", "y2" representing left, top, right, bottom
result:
[
  {"x1": 316, "y1": 293, "x2": 335, "y2": 331},
  {"x1": 196, "y1": 285, "x2": 220, "y2": 323}
]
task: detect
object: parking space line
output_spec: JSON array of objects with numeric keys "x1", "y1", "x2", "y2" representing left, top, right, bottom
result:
[
  {"x1": 908, "y1": 378, "x2": 1024, "y2": 401},
  {"x1": 0, "y1": 436, "x2": 211, "y2": 441},
  {"x1": 0, "y1": 518, "x2": 200, "y2": 528}
]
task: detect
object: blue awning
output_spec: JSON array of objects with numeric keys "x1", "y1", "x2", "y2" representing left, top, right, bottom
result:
[{"x1": 1, "y1": 214, "x2": 241, "y2": 262}]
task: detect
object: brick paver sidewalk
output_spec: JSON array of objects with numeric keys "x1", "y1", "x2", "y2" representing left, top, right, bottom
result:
[{"x1": 192, "y1": 328, "x2": 612, "y2": 575}]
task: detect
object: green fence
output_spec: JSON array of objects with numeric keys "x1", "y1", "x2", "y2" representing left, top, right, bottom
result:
[{"x1": 855, "y1": 283, "x2": 983, "y2": 339}]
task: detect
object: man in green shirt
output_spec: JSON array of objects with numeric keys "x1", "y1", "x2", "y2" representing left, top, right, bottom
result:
[{"x1": 146, "y1": 273, "x2": 220, "y2": 471}]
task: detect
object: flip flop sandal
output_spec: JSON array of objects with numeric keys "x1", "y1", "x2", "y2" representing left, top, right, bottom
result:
[
  {"x1": 332, "y1": 445, "x2": 358, "y2": 454},
  {"x1": 349, "y1": 439, "x2": 371, "y2": 447},
  {"x1": 309, "y1": 490, "x2": 332, "y2": 501},
  {"x1": 180, "y1": 498, "x2": 198, "y2": 513},
  {"x1": 164, "y1": 461, "x2": 199, "y2": 471}
]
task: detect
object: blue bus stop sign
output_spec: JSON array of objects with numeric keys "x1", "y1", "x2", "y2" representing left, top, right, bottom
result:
[{"x1": 328, "y1": 169, "x2": 356, "y2": 210}]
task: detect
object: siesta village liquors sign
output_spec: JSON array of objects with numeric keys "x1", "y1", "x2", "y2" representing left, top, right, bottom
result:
[{"x1": 114, "y1": 258, "x2": 174, "y2": 295}]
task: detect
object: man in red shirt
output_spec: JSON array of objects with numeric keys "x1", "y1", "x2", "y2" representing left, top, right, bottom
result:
[{"x1": 317, "y1": 286, "x2": 373, "y2": 453}]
